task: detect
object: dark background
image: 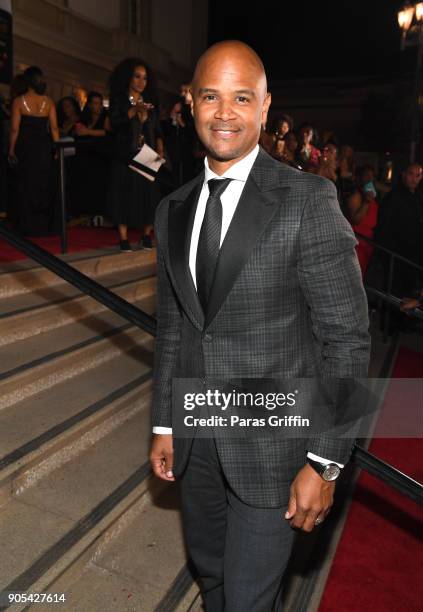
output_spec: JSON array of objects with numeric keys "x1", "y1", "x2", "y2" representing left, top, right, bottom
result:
[
  {"x1": 209, "y1": 1, "x2": 421, "y2": 157},
  {"x1": 209, "y1": 0, "x2": 407, "y2": 80}
]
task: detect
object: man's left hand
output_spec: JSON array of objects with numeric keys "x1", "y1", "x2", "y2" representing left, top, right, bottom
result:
[{"x1": 285, "y1": 463, "x2": 335, "y2": 532}]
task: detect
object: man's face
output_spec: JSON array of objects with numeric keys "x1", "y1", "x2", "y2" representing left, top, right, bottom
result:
[
  {"x1": 63, "y1": 99, "x2": 76, "y2": 118},
  {"x1": 285, "y1": 132, "x2": 298, "y2": 153},
  {"x1": 90, "y1": 96, "x2": 103, "y2": 115},
  {"x1": 191, "y1": 53, "x2": 271, "y2": 165},
  {"x1": 322, "y1": 144, "x2": 337, "y2": 163},
  {"x1": 362, "y1": 168, "x2": 374, "y2": 184},
  {"x1": 300, "y1": 127, "x2": 313, "y2": 145},
  {"x1": 277, "y1": 120, "x2": 289, "y2": 137},
  {"x1": 403, "y1": 165, "x2": 423, "y2": 192}
]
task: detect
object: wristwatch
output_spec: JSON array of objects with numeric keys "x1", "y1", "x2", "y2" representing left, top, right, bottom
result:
[{"x1": 307, "y1": 457, "x2": 342, "y2": 481}]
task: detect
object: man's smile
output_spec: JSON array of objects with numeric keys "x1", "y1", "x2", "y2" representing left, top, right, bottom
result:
[{"x1": 211, "y1": 127, "x2": 241, "y2": 138}]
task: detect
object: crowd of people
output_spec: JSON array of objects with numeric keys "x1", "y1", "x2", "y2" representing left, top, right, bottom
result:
[
  {"x1": 0, "y1": 59, "x2": 204, "y2": 250},
  {"x1": 0, "y1": 58, "x2": 422, "y2": 312},
  {"x1": 260, "y1": 116, "x2": 423, "y2": 316}
]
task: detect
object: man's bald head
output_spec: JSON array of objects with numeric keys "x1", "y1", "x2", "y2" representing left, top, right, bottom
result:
[
  {"x1": 193, "y1": 40, "x2": 268, "y2": 97},
  {"x1": 190, "y1": 40, "x2": 271, "y2": 173}
]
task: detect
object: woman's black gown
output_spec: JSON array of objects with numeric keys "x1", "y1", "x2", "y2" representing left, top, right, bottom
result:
[
  {"x1": 72, "y1": 113, "x2": 111, "y2": 216},
  {"x1": 107, "y1": 94, "x2": 162, "y2": 230},
  {"x1": 14, "y1": 115, "x2": 56, "y2": 236}
]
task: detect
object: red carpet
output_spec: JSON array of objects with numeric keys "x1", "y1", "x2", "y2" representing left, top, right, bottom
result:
[
  {"x1": 0, "y1": 227, "x2": 141, "y2": 263},
  {"x1": 319, "y1": 346, "x2": 423, "y2": 611}
]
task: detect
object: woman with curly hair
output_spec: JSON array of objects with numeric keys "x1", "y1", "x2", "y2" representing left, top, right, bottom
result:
[{"x1": 107, "y1": 57, "x2": 164, "y2": 251}]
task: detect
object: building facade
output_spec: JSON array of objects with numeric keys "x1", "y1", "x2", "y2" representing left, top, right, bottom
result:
[{"x1": 3, "y1": 0, "x2": 208, "y2": 104}]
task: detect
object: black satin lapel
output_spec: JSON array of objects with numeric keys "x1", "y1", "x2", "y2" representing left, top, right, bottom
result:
[
  {"x1": 168, "y1": 182, "x2": 205, "y2": 329},
  {"x1": 205, "y1": 178, "x2": 289, "y2": 328}
]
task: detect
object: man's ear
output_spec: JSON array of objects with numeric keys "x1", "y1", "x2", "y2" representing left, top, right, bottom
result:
[
  {"x1": 190, "y1": 89, "x2": 194, "y2": 117},
  {"x1": 261, "y1": 92, "x2": 271, "y2": 128}
]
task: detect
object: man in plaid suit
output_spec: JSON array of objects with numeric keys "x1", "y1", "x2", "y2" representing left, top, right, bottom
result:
[{"x1": 150, "y1": 41, "x2": 370, "y2": 611}]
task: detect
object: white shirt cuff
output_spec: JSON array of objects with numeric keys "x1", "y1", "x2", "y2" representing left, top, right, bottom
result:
[
  {"x1": 150, "y1": 436, "x2": 343, "y2": 467},
  {"x1": 307, "y1": 451, "x2": 344, "y2": 468},
  {"x1": 153, "y1": 426, "x2": 173, "y2": 434}
]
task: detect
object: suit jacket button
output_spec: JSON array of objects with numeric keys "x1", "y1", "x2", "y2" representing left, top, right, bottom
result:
[{"x1": 204, "y1": 333, "x2": 213, "y2": 342}]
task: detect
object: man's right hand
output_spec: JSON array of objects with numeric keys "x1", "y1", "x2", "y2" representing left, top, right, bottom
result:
[{"x1": 149, "y1": 434, "x2": 175, "y2": 482}]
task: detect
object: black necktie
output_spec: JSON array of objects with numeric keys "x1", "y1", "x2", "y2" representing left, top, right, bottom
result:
[{"x1": 196, "y1": 178, "x2": 232, "y2": 311}]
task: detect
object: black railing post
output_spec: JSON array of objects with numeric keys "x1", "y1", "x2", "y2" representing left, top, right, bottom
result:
[{"x1": 58, "y1": 145, "x2": 68, "y2": 254}]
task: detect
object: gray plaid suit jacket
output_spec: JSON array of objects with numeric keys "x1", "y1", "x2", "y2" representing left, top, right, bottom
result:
[{"x1": 152, "y1": 147, "x2": 370, "y2": 507}]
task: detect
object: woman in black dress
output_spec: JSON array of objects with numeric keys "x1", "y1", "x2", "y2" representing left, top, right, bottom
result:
[
  {"x1": 107, "y1": 57, "x2": 164, "y2": 251},
  {"x1": 7, "y1": 66, "x2": 59, "y2": 236},
  {"x1": 72, "y1": 91, "x2": 111, "y2": 217}
]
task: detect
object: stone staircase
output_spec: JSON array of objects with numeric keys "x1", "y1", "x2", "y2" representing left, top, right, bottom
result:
[
  {"x1": 0, "y1": 245, "x2": 399, "y2": 612},
  {"x1": 0, "y1": 247, "x2": 200, "y2": 612}
]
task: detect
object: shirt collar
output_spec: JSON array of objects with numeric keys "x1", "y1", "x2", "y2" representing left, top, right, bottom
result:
[{"x1": 204, "y1": 144, "x2": 259, "y2": 184}]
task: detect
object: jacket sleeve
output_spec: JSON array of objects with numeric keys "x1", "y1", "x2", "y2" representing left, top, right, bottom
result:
[
  {"x1": 151, "y1": 201, "x2": 183, "y2": 429},
  {"x1": 297, "y1": 178, "x2": 371, "y2": 463}
]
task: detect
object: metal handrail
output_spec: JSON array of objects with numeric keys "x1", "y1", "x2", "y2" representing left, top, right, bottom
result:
[
  {"x1": 355, "y1": 230, "x2": 423, "y2": 336},
  {"x1": 0, "y1": 225, "x2": 421, "y2": 504},
  {"x1": 0, "y1": 223, "x2": 156, "y2": 336},
  {"x1": 355, "y1": 231, "x2": 423, "y2": 273},
  {"x1": 365, "y1": 286, "x2": 423, "y2": 320},
  {"x1": 352, "y1": 443, "x2": 423, "y2": 504}
]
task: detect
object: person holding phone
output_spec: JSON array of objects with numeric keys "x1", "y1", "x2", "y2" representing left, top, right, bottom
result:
[{"x1": 107, "y1": 57, "x2": 165, "y2": 252}]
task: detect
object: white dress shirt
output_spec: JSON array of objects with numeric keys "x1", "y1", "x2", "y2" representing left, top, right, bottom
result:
[{"x1": 153, "y1": 145, "x2": 343, "y2": 468}]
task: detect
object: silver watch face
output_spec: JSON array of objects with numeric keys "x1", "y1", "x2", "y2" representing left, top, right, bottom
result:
[{"x1": 322, "y1": 464, "x2": 341, "y2": 481}]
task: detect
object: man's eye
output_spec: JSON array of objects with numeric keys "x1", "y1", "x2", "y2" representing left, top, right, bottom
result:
[
  {"x1": 204, "y1": 95, "x2": 216, "y2": 101},
  {"x1": 237, "y1": 96, "x2": 249, "y2": 103}
]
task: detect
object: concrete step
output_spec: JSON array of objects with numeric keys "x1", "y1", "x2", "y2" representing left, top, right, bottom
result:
[
  {"x1": 0, "y1": 261, "x2": 155, "y2": 319},
  {"x1": 0, "y1": 405, "x2": 181, "y2": 612},
  {"x1": 0, "y1": 345, "x2": 153, "y2": 507},
  {"x1": 44, "y1": 482, "x2": 188, "y2": 612},
  {"x1": 0, "y1": 247, "x2": 191, "y2": 611},
  {"x1": 0, "y1": 248, "x2": 156, "y2": 298},
  {"x1": 0, "y1": 324, "x2": 154, "y2": 413},
  {"x1": 175, "y1": 583, "x2": 203, "y2": 612},
  {"x1": 0, "y1": 275, "x2": 156, "y2": 347},
  {"x1": 0, "y1": 294, "x2": 154, "y2": 378},
  {"x1": 0, "y1": 247, "x2": 120, "y2": 275}
]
